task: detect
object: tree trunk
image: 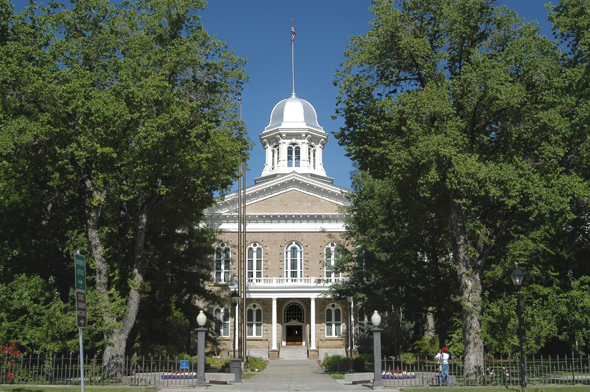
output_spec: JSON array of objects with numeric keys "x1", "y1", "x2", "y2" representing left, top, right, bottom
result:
[
  {"x1": 449, "y1": 192, "x2": 484, "y2": 379},
  {"x1": 426, "y1": 307, "x2": 435, "y2": 337}
]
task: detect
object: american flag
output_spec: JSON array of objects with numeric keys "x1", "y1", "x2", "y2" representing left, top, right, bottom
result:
[{"x1": 291, "y1": 26, "x2": 296, "y2": 42}]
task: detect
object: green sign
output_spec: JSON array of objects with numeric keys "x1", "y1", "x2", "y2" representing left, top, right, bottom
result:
[{"x1": 74, "y1": 253, "x2": 86, "y2": 291}]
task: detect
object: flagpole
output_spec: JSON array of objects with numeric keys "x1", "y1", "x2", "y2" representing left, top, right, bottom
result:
[{"x1": 291, "y1": 20, "x2": 295, "y2": 96}]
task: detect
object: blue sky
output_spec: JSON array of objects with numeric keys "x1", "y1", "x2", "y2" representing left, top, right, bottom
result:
[{"x1": 198, "y1": 0, "x2": 557, "y2": 191}]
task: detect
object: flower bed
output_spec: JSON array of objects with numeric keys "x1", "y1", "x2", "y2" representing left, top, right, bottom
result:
[
  {"x1": 382, "y1": 370, "x2": 417, "y2": 379},
  {"x1": 161, "y1": 371, "x2": 198, "y2": 379}
]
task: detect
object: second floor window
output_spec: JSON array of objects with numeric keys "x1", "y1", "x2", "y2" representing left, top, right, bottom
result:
[
  {"x1": 247, "y1": 243, "x2": 263, "y2": 282},
  {"x1": 214, "y1": 243, "x2": 231, "y2": 283},
  {"x1": 285, "y1": 241, "x2": 303, "y2": 280},
  {"x1": 324, "y1": 243, "x2": 340, "y2": 281}
]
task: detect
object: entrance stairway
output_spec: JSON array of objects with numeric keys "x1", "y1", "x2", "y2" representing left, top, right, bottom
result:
[{"x1": 279, "y1": 345, "x2": 308, "y2": 360}]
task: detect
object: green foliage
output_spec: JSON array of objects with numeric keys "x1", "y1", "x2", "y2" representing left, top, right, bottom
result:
[
  {"x1": 0, "y1": 0, "x2": 248, "y2": 358},
  {"x1": 334, "y1": 0, "x2": 590, "y2": 365},
  {"x1": 412, "y1": 334, "x2": 440, "y2": 359},
  {"x1": 246, "y1": 356, "x2": 267, "y2": 372},
  {"x1": 355, "y1": 353, "x2": 374, "y2": 365},
  {"x1": 320, "y1": 355, "x2": 346, "y2": 372}
]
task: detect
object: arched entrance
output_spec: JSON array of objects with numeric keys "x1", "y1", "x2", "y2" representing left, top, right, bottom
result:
[{"x1": 283, "y1": 302, "x2": 305, "y2": 346}]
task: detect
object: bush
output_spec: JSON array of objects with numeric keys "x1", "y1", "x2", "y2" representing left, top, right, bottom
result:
[
  {"x1": 399, "y1": 352, "x2": 416, "y2": 362},
  {"x1": 356, "y1": 353, "x2": 374, "y2": 365},
  {"x1": 247, "y1": 356, "x2": 267, "y2": 372},
  {"x1": 320, "y1": 354, "x2": 346, "y2": 372},
  {"x1": 353, "y1": 356, "x2": 365, "y2": 372}
]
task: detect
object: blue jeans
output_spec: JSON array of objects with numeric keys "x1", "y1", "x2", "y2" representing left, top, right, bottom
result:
[{"x1": 440, "y1": 364, "x2": 449, "y2": 386}]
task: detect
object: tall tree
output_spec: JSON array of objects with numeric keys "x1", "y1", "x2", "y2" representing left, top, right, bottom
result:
[
  {"x1": 334, "y1": 0, "x2": 587, "y2": 376},
  {"x1": 1, "y1": 0, "x2": 248, "y2": 372}
]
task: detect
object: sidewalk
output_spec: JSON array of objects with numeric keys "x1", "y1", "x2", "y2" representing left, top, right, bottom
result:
[{"x1": 166, "y1": 359, "x2": 383, "y2": 391}]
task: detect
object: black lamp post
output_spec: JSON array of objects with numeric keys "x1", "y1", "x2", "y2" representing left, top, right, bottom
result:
[
  {"x1": 229, "y1": 289, "x2": 242, "y2": 383},
  {"x1": 510, "y1": 265, "x2": 526, "y2": 391},
  {"x1": 346, "y1": 289, "x2": 354, "y2": 373}
]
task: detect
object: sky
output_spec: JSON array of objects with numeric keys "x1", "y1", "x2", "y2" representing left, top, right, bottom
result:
[{"x1": 197, "y1": 0, "x2": 557, "y2": 192}]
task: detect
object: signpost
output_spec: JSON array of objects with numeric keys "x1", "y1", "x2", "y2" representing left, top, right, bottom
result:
[{"x1": 75, "y1": 252, "x2": 86, "y2": 392}]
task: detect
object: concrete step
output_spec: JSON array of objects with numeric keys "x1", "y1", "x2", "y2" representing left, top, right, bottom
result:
[{"x1": 279, "y1": 346, "x2": 308, "y2": 360}]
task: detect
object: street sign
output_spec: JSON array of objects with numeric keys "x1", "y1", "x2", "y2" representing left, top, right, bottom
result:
[
  {"x1": 76, "y1": 291, "x2": 87, "y2": 328},
  {"x1": 75, "y1": 253, "x2": 86, "y2": 291}
]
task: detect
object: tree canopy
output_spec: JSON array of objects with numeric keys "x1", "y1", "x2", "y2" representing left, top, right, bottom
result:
[
  {"x1": 0, "y1": 0, "x2": 248, "y2": 364},
  {"x1": 334, "y1": 0, "x2": 590, "y2": 374}
]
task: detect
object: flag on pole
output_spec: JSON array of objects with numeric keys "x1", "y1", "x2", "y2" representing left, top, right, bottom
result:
[{"x1": 291, "y1": 26, "x2": 296, "y2": 42}]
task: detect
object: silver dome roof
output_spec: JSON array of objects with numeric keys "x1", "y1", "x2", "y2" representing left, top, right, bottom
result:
[{"x1": 264, "y1": 94, "x2": 324, "y2": 132}]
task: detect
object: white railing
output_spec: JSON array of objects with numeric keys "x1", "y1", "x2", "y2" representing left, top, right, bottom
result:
[{"x1": 245, "y1": 277, "x2": 348, "y2": 286}]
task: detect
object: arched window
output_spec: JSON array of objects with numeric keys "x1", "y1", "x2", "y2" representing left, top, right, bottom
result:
[
  {"x1": 285, "y1": 241, "x2": 303, "y2": 281},
  {"x1": 325, "y1": 303, "x2": 342, "y2": 337},
  {"x1": 214, "y1": 306, "x2": 230, "y2": 337},
  {"x1": 287, "y1": 144, "x2": 300, "y2": 167},
  {"x1": 214, "y1": 243, "x2": 231, "y2": 283},
  {"x1": 324, "y1": 243, "x2": 340, "y2": 281},
  {"x1": 284, "y1": 302, "x2": 305, "y2": 323},
  {"x1": 247, "y1": 243, "x2": 263, "y2": 282},
  {"x1": 247, "y1": 303, "x2": 263, "y2": 337}
]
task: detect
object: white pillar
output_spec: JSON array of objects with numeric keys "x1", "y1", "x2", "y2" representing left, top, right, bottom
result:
[
  {"x1": 234, "y1": 305, "x2": 239, "y2": 354},
  {"x1": 272, "y1": 297, "x2": 277, "y2": 350},
  {"x1": 310, "y1": 297, "x2": 316, "y2": 350}
]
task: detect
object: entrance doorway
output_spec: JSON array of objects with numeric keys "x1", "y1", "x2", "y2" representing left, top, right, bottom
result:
[{"x1": 286, "y1": 325, "x2": 303, "y2": 345}]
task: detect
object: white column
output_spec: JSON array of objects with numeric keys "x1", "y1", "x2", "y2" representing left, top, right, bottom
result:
[
  {"x1": 310, "y1": 297, "x2": 316, "y2": 350},
  {"x1": 272, "y1": 297, "x2": 277, "y2": 350},
  {"x1": 263, "y1": 142, "x2": 271, "y2": 173}
]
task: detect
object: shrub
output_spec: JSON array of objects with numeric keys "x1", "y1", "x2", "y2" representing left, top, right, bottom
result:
[
  {"x1": 356, "y1": 353, "x2": 374, "y2": 365},
  {"x1": 412, "y1": 334, "x2": 439, "y2": 359},
  {"x1": 353, "y1": 356, "x2": 365, "y2": 372},
  {"x1": 247, "y1": 356, "x2": 267, "y2": 372},
  {"x1": 320, "y1": 354, "x2": 346, "y2": 372}
]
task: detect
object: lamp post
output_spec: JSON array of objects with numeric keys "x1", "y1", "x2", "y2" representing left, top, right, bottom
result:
[
  {"x1": 372, "y1": 311, "x2": 384, "y2": 388},
  {"x1": 195, "y1": 310, "x2": 207, "y2": 388},
  {"x1": 230, "y1": 289, "x2": 242, "y2": 382},
  {"x1": 510, "y1": 265, "x2": 526, "y2": 391},
  {"x1": 346, "y1": 289, "x2": 354, "y2": 373}
]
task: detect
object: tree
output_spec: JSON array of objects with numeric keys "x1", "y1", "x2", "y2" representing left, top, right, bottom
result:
[
  {"x1": 1, "y1": 0, "x2": 248, "y2": 372},
  {"x1": 334, "y1": 0, "x2": 587, "y2": 376}
]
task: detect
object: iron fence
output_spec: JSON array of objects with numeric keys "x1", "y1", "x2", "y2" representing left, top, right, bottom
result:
[
  {"x1": 2, "y1": 352, "x2": 590, "y2": 387},
  {"x1": 379, "y1": 353, "x2": 590, "y2": 387},
  {"x1": 0, "y1": 353, "x2": 208, "y2": 387}
]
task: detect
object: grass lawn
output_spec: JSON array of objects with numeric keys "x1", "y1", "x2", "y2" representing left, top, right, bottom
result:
[{"x1": 0, "y1": 388, "x2": 155, "y2": 392}]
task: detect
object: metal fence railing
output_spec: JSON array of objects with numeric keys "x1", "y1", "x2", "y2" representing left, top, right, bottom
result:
[
  {"x1": 2, "y1": 352, "x2": 589, "y2": 387},
  {"x1": 379, "y1": 353, "x2": 590, "y2": 387}
]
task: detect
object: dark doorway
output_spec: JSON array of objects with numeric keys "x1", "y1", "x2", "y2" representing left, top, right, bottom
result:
[{"x1": 286, "y1": 325, "x2": 303, "y2": 345}]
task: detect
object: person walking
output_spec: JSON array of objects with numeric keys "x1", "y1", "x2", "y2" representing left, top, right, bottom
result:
[{"x1": 435, "y1": 347, "x2": 450, "y2": 386}]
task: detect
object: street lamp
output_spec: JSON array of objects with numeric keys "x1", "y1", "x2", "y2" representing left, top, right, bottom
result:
[
  {"x1": 510, "y1": 265, "x2": 526, "y2": 391},
  {"x1": 230, "y1": 289, "x2": 242, "y2": 382},
  {"x1": 372, "y1": 311, "x2": 384, "y2": 388},
  {"x1": 195, "y1": 310, "x2": 207, "y2": 388},
  {"x1": 346, "y1": 289, "x2": 354, "y2": 373}
]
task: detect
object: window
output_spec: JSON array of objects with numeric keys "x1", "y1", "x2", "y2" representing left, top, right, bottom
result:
[
  {"x1": 284, "y1": 302, "x2": 305, "y2": 323},
  {"x1": 247, "y1": 243, "x2": 263, "y2": 282},
  {"x1": 326, "y1": 303, "x2": 342, "y2": 337},
  {"x1": 247, "y1": 304, "x2": 263, "y2": 337},
  {"x1": 287, "y1": 144, "x2": 300, "y2": 167},
  {"x1": 214, "y1": 307, "x2": 230, "y2": 337},
  {"x1": 214, "y1": 243, "x2": 231, "y2": 283},
  {"x1": 324, "y1": 243, "x2": 340, "y2": 281},
  {"x1": 285, "y1": 241, "x2": 303, "y2": 281}
]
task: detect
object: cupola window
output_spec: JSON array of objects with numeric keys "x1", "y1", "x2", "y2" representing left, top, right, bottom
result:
[{"x1": 287, "y1": 144, "x2": 300, "y2": 167}]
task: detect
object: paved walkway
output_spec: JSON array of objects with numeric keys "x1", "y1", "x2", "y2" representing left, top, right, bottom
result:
[{"x1": 167, "y1": 359, "x2": 380, "y2": 391}]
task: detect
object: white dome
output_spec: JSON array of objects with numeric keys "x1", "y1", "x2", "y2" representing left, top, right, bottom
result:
[{"x1": 265, "y1": 95, "x2": 323, "y2": 132}]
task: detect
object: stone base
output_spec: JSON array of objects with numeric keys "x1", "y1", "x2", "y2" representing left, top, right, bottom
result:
[
  {"x1": 308, "y1": 349, "x2": 319, "y2": 360},
  {"x1": 268, "y1": 349, "x2": 279, "y2": 360}
]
